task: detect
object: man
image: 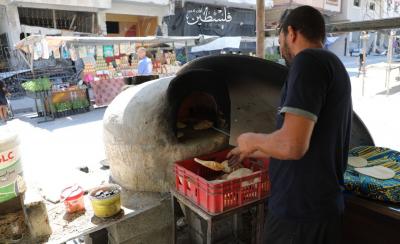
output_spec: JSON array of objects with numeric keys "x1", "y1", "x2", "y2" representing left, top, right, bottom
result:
[
  {"x1": 0, "y1": 80, "x2": 9, "y2": 124},
  {"x1": 228, "y1": 6, "x2": 352, "y2": 244},
  {"x1": 137, "y1": 47, "x2": 153, "y2": 76}
]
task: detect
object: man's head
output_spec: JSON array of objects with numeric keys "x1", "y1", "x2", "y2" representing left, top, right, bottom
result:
[
  {"x1": 278, "y1": 6, "x2": 326, "y2": 65},
  {"x1": 137, "y1": 47, "x2": 147, "y2": 59}
]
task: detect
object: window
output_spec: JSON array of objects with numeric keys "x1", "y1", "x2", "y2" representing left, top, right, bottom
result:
[
  {"x1": 354, "y1": 0, "x2": 360, "y2": 7},
  {"x1": 369, "y1": 2, "x2": 376, "y2": 11},
  {"x1": 106, "y1": 21, "x2": 120, "y2": 34},
  {"x1": 18, "y1": 7, "x2": 97, "y2": 33}
]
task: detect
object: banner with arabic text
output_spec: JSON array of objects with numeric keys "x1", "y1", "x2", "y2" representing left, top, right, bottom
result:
[{"x1": 164, "y1": 2, "x2": 256, "y2": 37}]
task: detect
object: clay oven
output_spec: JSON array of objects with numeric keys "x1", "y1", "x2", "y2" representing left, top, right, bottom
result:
[{"x1": 103, "y1": 55, "x2": 374, "y2": 192}]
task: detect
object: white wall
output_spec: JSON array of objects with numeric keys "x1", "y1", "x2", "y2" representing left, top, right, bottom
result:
[
  {"x1": 183, "y1": 0, "x2": 274, "y2": 9},
  {"x1": 9, "y1": 0, "x2": 111, "y2": 9},
  {"x1": 104, "y1": 1, "x2": 170, "y2": 22},
  {"x1": 115, "y1": 0, "x2": 169, "y2": 5},
  {"x1": 0, "y1": 7, "x2": 8, "y2": 36},
  {"x1": 330, "y1": 0, "x2": 400, "y2": 22},
  {"x1": 4, "y1": 4, "x2": 21, "y2": 47}
]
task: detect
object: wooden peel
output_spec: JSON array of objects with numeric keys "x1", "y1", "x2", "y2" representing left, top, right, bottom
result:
[{"x1": 194, "y1": 158, "x2": 231, "y2": 173}]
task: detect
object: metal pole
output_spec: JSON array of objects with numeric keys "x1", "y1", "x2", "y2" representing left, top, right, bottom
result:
[
  {"x1": 386, "y1": 30, "x2": 395, "y2": 96},
  {"x1": 256, "y1": 0, "x2": 265, "y2": 58},
  {"x1": 52, "y1": 10, "x2": 57, "y2": 29},
  {"x1": 361, "y1": 32, "x2": 368, "y2": 96},
  {"x1": 91, "y1": 13, "x2": 95, "y2": 34},
  {"x1": 69, "y1": 14, "x2": 77, "y2": 30}
]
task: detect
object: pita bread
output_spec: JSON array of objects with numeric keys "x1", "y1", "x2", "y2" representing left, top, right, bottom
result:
[
  {"x1": 354, "y1": 166, "x2": 396, "y2": 180},
  {"x1": 348, "y1": 156, "x2": 368, "y2": 168},
  {"x1": 194, "y1": 158, "x2": 231, "y2": 172},
  {"x1": 227, "y1": 168, "x2": 253, "y2": 180},
  {"x1": 193, "y1": 120, "x2": 213, "y2": 130}
]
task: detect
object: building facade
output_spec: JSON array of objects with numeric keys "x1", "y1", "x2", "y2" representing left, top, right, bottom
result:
[
  {"x1": 329, "y1": 0, "x2": 400, "y2": 56},
  {"x1": 265, "y1": 0, "x2": 342, "y2": 28},
  {"x1": 0, "y1": 0, "x2": 172, "y2": 49}
]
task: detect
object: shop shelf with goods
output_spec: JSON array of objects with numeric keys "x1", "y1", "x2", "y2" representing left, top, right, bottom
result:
[{"x1": 16, "y1": 35, "x2": 214, "y2": 107}]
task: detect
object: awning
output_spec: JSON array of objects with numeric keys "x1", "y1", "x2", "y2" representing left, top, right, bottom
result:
[
  {"x1": 0, "y1": 69, "x2": 31, "y2": 80},
  {"x1": 15, "y1": 35, "x2": 218, "y2": 53},
  {"x1": 191, "y1": 37, "x2": 242, "y2": 53}
]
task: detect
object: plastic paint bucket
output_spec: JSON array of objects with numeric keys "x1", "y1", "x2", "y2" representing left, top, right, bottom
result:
[{"x1": 0, "y1": 129, "x2": 23, "y2": 203}]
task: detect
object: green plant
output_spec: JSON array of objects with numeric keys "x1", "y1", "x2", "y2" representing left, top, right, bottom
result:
[
  {"x1": 21, "y1": 78, "x2": 52, "y2": 92},
  {"x1": 82, "y1": 99, "x2": 90, "y2": 108},
  {"x1": 72, "y1": 100, "x2": 83, "y2": 110},
  {"x1": 71, "y1": 99, "x2": 90, "y2": 109},
  {"x1": 55, "y1": 101, "x2": 72, "y2": 112}
]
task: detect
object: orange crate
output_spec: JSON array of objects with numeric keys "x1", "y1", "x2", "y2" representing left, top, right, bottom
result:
[{"x1": 174, "y1": 149, "x2": 270, "y2": 214}]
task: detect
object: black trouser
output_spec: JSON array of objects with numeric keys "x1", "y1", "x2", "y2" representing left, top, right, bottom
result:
[{"x1": 264, "y1": 213, "x2": 343, "y2": 244}]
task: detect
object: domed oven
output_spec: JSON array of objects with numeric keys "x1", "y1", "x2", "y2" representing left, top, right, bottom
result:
[{"x1": 103, "y1": 55, "x2": 374, "y2": 192}]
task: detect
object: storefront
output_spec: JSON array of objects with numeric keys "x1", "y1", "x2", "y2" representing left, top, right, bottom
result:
[{"x1": 15, "y1": 35, "x2": 210, "y2": 113}]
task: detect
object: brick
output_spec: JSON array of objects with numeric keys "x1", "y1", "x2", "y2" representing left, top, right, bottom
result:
[{"x1": 23, "y1": 189, "x2": 52, "y2": 242}]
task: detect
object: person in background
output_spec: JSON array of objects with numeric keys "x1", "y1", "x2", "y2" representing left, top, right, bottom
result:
[
  {"x1": 0, "y1": 81, "x2": 10, "y2": 124},
  {"x1": 228, "y1": 5, "x2": 352, "y2": 244},
  {"x1": 358, "y1": 52, "x2": 365, "y2": 77},
  {"x1": 137, "y1": 47, "x2": 153, "y2": 76}
]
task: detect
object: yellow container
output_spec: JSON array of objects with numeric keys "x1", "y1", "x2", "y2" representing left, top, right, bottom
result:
[{"x1": 89, "y1": 184, "x2": 121, "y2": 218}]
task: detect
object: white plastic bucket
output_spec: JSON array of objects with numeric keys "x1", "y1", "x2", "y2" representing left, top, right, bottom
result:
[{"x1": 0, "y1": 128, "x2": 23, "y2": 203}]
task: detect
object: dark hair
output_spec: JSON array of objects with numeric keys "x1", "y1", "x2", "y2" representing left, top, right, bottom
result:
[{"x1": 279, "y1": 6, "x2": 326, "y2": 43}]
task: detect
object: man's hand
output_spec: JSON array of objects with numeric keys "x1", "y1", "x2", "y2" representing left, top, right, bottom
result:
[
  {"x1": 227, "y1": 133, "x2": 258, "y2": 167},
  {"x1": 227, "y1": 112, "x2": 316, "y2": 164}
]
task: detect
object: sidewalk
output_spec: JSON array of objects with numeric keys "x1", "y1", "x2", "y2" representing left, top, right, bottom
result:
[
  {"x1": 344, "y1": 55, "x2": 400, "y2": 151},
  {"x1": 3, "y1": 108, "x2": 108, "y2": 201}
]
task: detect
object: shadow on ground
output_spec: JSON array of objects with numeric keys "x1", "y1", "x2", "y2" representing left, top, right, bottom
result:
[{"x1": 376, "y1": 84, "x2": 400, "y2": 96}]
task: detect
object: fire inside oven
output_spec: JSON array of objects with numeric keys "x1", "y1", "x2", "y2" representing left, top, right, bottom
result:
[{"x1": 168, "y1": 70, "x2": 230, "y2": 142}]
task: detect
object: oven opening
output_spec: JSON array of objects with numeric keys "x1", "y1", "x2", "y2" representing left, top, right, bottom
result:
[{"x1": 175, "y1": 91, "x2": 228, "y2": 142}]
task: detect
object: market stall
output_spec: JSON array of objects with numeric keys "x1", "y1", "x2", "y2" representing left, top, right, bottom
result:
[
  {"x1": 21, "y1": 77, "x2": 90, "y2": 121},
  {"x1": 16, "y1": 35, "x2": 217, "y2": 108}
]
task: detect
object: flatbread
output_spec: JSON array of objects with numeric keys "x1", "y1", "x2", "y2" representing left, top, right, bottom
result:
[
  {"x1": 227, "y1": 168, "x2": 253, "y2": 180},
  {"x1": 354, "y1": 166, "x2": 395, "y2": 180},
  {"x1": 348, "y1": 156, "x2": 368, "y2": 168},
  {"x1": 194, "y1": 158, "x2": 230, "y2": 172},
  {"x1": 193, "y1": 120, "x2": 213, "y2": 130},
  {"x1": 177, "y1": 122, "x2": 187, "y2": 129}
]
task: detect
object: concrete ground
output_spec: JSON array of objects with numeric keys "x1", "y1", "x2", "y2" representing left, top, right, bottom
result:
[
  {"x1": 2, "y1": 54, "x2": 400, "y2": 200},
  {"x1": 2, "y1": 107, "x2": 108, "y2": 201},
  {"x1": 343, "y1": 54, "x2": 400, "y2": 151}
]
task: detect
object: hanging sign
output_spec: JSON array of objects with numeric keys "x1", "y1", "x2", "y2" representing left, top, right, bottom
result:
[{"x1": 103, "y1": 45, "x2": 114, "y2": 57}]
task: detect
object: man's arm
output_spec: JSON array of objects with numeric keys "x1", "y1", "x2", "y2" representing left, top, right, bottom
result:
[{"x1": 228, "y1": 112, "x2": 315, "y2": 161}]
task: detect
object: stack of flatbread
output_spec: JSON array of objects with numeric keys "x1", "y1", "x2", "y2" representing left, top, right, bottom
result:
[{"x1": 348, "y1": 156, "x2": 396, "y2": 180}]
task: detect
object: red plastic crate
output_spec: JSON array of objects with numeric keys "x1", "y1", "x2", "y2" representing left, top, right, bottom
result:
[{"x1": 174, "y1": 149, "x2": 270, "y2": 214}]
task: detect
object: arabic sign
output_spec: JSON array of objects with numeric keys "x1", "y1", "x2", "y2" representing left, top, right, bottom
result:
[
  {"x1": 164, "y1": 3, "x2": 256, "y2": 37},
  {"x1": 186, "y1": 6, "x2": 233, "y2": 26}
]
